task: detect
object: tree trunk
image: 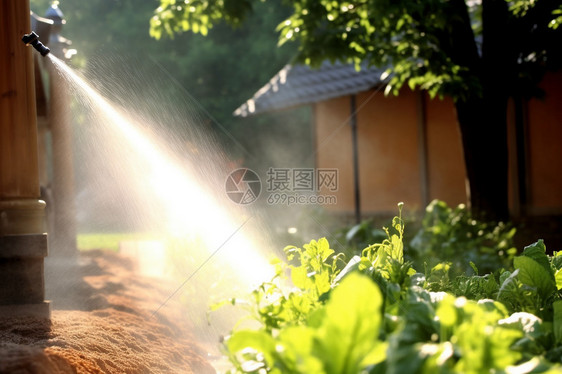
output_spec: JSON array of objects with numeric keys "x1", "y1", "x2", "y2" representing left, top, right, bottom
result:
[
  {"x1": 455, "y1": 97, "x2": 509, "y2": 222},
  {"x1": 446, "y1": 0, "x2": 512, "y2": 222}
]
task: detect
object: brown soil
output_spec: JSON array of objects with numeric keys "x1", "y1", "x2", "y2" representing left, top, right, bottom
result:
[{"x1": 0, "y1": 250, "x2": 217, "y2": 374}]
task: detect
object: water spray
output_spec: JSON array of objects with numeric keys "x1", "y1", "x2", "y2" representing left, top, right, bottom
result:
[{"x1": 21, "y1": 31, "x2": 50, "y2": 56}]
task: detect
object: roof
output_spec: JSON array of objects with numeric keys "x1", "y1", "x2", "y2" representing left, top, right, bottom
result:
[{"x1": 234, "y1": 61, "x2": 385, "y2": 117}]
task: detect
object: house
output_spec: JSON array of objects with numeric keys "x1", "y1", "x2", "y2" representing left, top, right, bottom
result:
[{"x1": 234, "y1": 61, "x2": 562, "y2": 244}]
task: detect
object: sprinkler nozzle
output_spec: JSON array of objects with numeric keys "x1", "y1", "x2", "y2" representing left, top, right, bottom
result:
[{"x1": 21, "y1": 31, "x2": 50, "y2": 57}]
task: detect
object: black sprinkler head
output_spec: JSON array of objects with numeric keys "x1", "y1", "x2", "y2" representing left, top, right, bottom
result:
[{"x1": 21, "y1": 31, "x2": 50, "y2": 57}]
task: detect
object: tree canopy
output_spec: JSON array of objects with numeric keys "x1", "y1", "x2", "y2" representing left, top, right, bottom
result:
[
  {"x1": 30, "y1": 0, "x2": 311, "y2": 165},
  {"x1": 28, "y1": 0, "x2": 313, "y2": 231},
  {"x1": 150, "y1": 0, "x2": 562, "y2": 221},
  {"x1": 151, "y1": 0, "x2": 561, "y2": 101}
]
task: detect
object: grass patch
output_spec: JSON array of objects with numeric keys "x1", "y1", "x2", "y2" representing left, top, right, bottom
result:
[{"x1": 77, "y1": 232, "x2": 159, "y2": 251}]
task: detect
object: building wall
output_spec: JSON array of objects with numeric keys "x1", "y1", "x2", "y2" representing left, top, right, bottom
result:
[
  {"x1": 315, "y1": 87, "x2": 466, "y2": 216},
  {"x1": 424, "y1": 93, "x2": 467, "y2": 206},
  {"x1": 315, "y1": 72, "x2": 562, "y2": 218},
  {"x1": 314, "y1": 95, "x2": 355, "y2": 213},
  {"x1": 354, "y1": 88, "x2": 422, "y2": 213}
]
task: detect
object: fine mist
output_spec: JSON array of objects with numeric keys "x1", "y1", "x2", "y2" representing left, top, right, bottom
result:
[{"x1": 46, "y1": 52, "x2": 282, "y2": 353}]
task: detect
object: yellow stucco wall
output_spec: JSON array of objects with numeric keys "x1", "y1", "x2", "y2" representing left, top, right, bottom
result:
[
  {"x1": 355, "y1": 88, "x2": 422, "y2": 212},
  {"x1": 315, "y1": 87, "x2": 467, "y2": 215},
  {"x1": 314, "y1": 74, "x2": 562, "y2": 217},
  {"x1": 314, "y1": 95, "x2": 355, "y2": 213},
  {"x1": 424, "y1": 94, "x2": 467, "y2": 206}
]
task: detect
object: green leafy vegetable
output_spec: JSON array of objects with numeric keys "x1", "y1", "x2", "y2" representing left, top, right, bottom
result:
[{"x1": 215, "y1": 204, "x2": 562, "y2": 373}]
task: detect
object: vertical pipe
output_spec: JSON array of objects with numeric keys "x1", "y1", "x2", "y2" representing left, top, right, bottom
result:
[
  {"x1": 350, "y1": 95, "x2": 361, "y2": 224},
  {"x1": 44, "y1": 4, "x2": 77, "y2": 257},
  {"x1": 49, "y1": 58, "x2": 77, "y2": 257}
]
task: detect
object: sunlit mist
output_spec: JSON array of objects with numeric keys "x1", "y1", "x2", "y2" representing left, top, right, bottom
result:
[{"x1": 47, "y1": 55, "x2": 274, "y2": 324}]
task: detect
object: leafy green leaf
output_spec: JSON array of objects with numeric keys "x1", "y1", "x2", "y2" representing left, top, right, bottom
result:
[
  {"x1": 314, "y1": 272, "x2": 385, "y2": 374},
  {"x1": 227, "y1": 330, "x2": 277, "y2": 369},
  {"x1": 555, "y1": 268, "x2": 562, "y2": 290},
  {"x1": 521, "y1": 240, "x2": 552, "y2": 275},
  {"x1": 291, "y1": 265, "x2": 310, "y2": 289},
  {"x1": 277, "y1": 326, "x2": 324, "y2": 372},
  {"x1": 514, "y1": 256, "x2": 556, "y2": 299}
]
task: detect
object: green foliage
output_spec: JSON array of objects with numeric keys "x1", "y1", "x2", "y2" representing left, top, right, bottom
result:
[
  {"x1": 226, "y1": 273, "x2": 386, "y2": 373},
  {"x1": 509, "y1": 0, "x2": 562, "y2": 29},
  {"x1": 151, "y1": 0, "x2": 562, "y2": 102},
  {"x1": 497, "y1": 240, "x2": 561, "y2": 318},
  {"x1": 336, "y1": 199, "x2": 516, "y2": 278},
  {"x1": 333, "y1": 219, "x2": 387, "y2": 255},
  {"x1": 215, "y1": 204, "x2": 562, "y2": 373},
  {"x1": 359, "y1": 202, "x2": 408, "y2": 276},
  {"x1": 31, "y1": 0, "x2": 307, "y2": 162},
  {"x1": 284, "y1": 238, "x2": 342, "y2": 298},
  {"x1": 76, "y1": 232, "x2": 157, "y2": 251},
  {"x1": 410, "y1": 199, "x2": 517, "y2": 276},
  {"x1": 149, "y1": 0, "x2": 562, "y2": 224},
  {"x1": 551, "y1": 7, "x2": 562, "y2": 29},
  {"x1": 218, "y1": 237, "x2": 387, "y2": 373},
  {"x1": 436, "y1": 294, "x2": 523, "y2": 372},
  {"x1": 150, "y1": 0, "x2": 253, "y2": 40}
]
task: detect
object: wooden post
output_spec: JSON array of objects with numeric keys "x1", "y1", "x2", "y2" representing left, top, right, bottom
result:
[
  {"x1": 0, "y1": 0, "x2": 50, "y2": 317},
  {"x1": 41, "y1": 4, "x2": 78, "y2": 257}
]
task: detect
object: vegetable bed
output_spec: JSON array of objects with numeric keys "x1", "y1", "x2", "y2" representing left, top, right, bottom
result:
[{"x1": 218, "y1": 204, "x2": 562, "y2": 373}]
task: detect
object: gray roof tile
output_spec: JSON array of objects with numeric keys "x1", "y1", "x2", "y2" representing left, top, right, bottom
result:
[{"x1": 234, "y1": 60, "x2": 384, "y2": 117}]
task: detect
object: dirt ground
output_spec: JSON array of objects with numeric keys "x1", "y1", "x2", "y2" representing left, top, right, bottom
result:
[{"x1": 0, "y1": 250, "x2": 217, "y2": 374}]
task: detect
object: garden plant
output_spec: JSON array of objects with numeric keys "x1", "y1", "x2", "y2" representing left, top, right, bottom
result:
[{"x1": 215, "y1": 203, "x2": 562, "y2": 373}]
